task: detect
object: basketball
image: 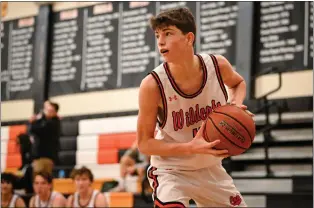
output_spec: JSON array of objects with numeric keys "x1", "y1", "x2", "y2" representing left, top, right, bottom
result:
[{"x1": 203, "y1": 104, "x2": 256, "y2": 156}]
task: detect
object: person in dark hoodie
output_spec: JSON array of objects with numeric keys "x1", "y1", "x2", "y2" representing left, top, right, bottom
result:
[{"x1": 29, "y1": 100, "x2": 61, "y2": 166}]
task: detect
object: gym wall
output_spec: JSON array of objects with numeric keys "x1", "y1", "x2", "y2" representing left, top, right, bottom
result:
[
  {"x1": 1, "y1": 2, "x2": 313, "y2": 122},
  {"x1": 1, "y1": 2, "x2": 39, "y2": 122}
]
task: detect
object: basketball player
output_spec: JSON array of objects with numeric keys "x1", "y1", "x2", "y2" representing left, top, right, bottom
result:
[
  {"x1": 29, "y1": 172, "x2": 66, "y2": 207},
  {"x1": 66, "y1": 166, "x2": 108, "y2": 207},
  {"x1": 137, "y1": 7, "x2": 253, "y2": 207},
  {"x1": 1, "y1": 173, "x2": 26, "y2": 208}
]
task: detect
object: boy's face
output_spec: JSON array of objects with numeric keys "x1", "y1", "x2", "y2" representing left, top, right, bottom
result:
[
  {"x1": 33, "y1": 175, "x2": 51, "y2": 196},
  {"x1": 1, "y1": 181, "x2": 13, "y2": 195},
  {"x1": 74, "y1": 174, "x2": 92, "y2": 192},
  {"x1": 155, "y1": 25, "x2": 192, "y2": 62}
]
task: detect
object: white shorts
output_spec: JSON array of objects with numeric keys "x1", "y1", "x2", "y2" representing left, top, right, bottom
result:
[{"x1": 147, "y1": 164, "x2": 247, "y2": 207}]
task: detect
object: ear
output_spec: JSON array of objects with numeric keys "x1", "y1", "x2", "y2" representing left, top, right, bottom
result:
[{"x1": 186, "y1": 32, "x2": 195, "y2": 46}]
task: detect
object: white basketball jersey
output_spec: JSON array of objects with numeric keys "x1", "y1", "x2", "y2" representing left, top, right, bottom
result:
[
  {"x1": 73, "y1": 190, "x2": 99, "y2": 208},
  {"x1": 8, "y1": 194, "x2": 19, "y2": 208},
  {"x1": 150, "y1": 54, "x2": 228, "y2": 170},
  {"x1": 34, "y1": 191, "x2": 59, "y2": 207}
]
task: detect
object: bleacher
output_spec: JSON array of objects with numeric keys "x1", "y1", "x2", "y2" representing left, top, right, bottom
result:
[
  {"x1": 226, "y1": 109, "x2": 313, "y2": 207},
  {"x1": 2, "y1": 107, "x2": 312, "y2": 208}
]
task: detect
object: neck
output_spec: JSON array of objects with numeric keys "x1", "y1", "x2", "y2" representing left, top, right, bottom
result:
[
  {"x1": 168, "y1": 53, "x2": 199, "y2": 80},
  {"x1": 39, "y1": 190, "x2": 51, "y2": 202},
  {"x1": 79, "y1": 188, "x2": 92, "y2": 199},
  {"x1": 2, "y1": 192, "x2": 12, "y2": 202}
]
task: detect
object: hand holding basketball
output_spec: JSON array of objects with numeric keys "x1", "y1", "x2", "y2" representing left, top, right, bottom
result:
[
  {"x1": 203, "y1": 104, "x2": 256, "y2": 156},
  {"x1": 229, "y1": 102, "x2": 254, "y2": 117},
  {"x1": 189, "y1": 122, "x2": 229, "y2": 157}
]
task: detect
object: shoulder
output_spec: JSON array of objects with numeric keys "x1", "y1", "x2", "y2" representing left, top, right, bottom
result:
[
  {"x1": 66, "y1": 194, "x2": 74, "y2": 202},
  {"x1": 15, "y1": 196, "x2": 26, "y2": 207},
  {"x1": 139, "y1": 74, "x2": 161, "y2": 101},
  {"x1": 140, "y1": 74, "x2": 158, "y2": 89},
  {"x1": 29, "y1": 196, "x2": 35, "y2": 207},
  {"x1": 53, "y1": 192, "x2": 66, "y2": 205},
  {"x1": 214, "y1": 54, "x2": 232, "y2": 69},
  {"x1": 95, "y1": 192, "x2": 107, "y2": 207},
  {"x1": 140, "y1": 63, "x2": 166, "y2": 89},
  {"x1": 54, "y1": 192, "x2": 66, "y2": 200}
]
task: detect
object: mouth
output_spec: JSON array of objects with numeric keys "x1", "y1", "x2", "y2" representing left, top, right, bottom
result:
[{"x1": 160, "y1": 49, "x2": 169, "y2": 55}]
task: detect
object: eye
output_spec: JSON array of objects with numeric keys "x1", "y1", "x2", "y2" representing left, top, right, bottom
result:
[
  {"x1": 155, "y1": 34, "x2": 159, "y2": 39},
  {"x1": 166, "y1": 32, "x2": 171, "y2": 36}
]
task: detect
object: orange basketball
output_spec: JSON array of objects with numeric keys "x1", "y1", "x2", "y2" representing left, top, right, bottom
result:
[{"x1": 203, "y1": 104, "x2": 255, "y2": 156}]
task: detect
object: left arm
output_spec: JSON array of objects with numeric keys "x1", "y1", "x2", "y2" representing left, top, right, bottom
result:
[
  {"x1": 216, "y1": 55, "x2": 254, "y2": 116},
  {"x1": 216, "y1": 55, "x2": 246, "y2": 105}
]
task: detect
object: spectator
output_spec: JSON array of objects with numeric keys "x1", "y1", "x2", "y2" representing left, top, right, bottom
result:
[
  {"x1": 15, "y1": 157, "x2": 54, "y2": 195},
  {"x1": 29, "y1": 172, "x2": 66, "y2": 207},
  {"x1": 66, "y1": 166, "x2": 108, "y2": 207},
  {"x1": 29, "y1": 100, "x2": 61, "y2": 166},
  {"x1": 1, "y1": 173, "x2": 26, "y2": 208},
  {"x1": 114, "y1": 141, "x2": 150, "y2": 192}
]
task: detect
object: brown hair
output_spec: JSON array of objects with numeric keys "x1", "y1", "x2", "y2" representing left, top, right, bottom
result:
[
  {"x1": 33, "y1": 158, "x2": 54, "y2": 175},
  {"x1": 33, "y1": 171, "x2": 53, "y2": 184},
  {"x1": 149, "y1": 7, "x2": 196, "y2": 44},
  {"x1": 70, "y1": 166, "x2": 94, "y2": 182}
]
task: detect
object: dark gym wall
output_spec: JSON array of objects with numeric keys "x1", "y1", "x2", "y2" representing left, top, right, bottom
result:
[
  {"x1": 1, "y1": 2, "x2": 39, "y2": 122},
  {"x1": 1, "y1": 2, "x2": 313, "y2": 122}
]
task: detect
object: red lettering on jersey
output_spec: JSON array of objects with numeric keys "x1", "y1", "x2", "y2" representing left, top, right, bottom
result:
[
  {"x1": 200, "y1": 107, "x2": 207, "y2": 120},
  {"x1": 172, "y1": 109, "x2": 184, "y2": 131},
  {"x1": 172, "y1": 100, "x2": 222, "y2": 131}
]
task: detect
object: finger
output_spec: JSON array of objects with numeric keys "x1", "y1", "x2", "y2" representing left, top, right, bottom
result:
[
  {"x1": 209, "y1": 149, "x2": 229, "y2": 155},
  {"x1": 245, "y1": 110, "x2": 255, "y2": 117},
  {"x1": 240, "y1": 105, "x2": 247, "y2": 110},
  {"x1": 196, "y1": 122, "x2": 206, "y2": 137},
  {"x1": 219, "y1": 154, "x2": 230, "y2": 159},
  {"x1": 207, "y1": 139, "x2": 220, "y2": 147}
]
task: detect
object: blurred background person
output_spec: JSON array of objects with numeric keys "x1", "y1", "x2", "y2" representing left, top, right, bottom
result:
[
  {"x1": 29, "y1": 172, "x2": 66, "y2": 207},
  {"x1": 113, "y1": 141, "x2": 150, "y2": 192},
  {"x1": 66, "y1": 166, "x2": 108, "y2": 207},
  {"x1": 29, "y1": 100, "x2": 61, "y2": 166},
  {"x1": 1, "y1": 173, "x2": 26, "y2": 208}
]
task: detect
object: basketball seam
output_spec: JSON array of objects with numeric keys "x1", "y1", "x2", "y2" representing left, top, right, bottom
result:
[
  {"x1": 203, "y1": 122, "x2": 209, "y2": 142},
  {"x1": 207, "y1": 117, "x2": 247, "y2": 150},
  {"x1": 213, "y1": 111, "x2": 254, "y2": 142}
]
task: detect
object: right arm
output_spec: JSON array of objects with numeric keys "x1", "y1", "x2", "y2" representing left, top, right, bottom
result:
[{"x1": 137, "y1": 75, "x2": 228, "y2": 157}]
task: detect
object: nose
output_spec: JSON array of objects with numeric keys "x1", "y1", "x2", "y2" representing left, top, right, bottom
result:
[{"x1": 158, "y1": 35, "x2": 165, "y2": 47}]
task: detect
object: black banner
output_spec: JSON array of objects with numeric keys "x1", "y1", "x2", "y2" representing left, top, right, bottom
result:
[
  {"x1": 1, "y1": 17, "x2": 36, "y2": 101},
  {"x1": 255, "y1": 2, "x2": 309, "y2": 73},
  {"x1": 199, "y1": 2, "x2": 238, "y2": 65},
  {"x1": 47, "y1": 2, "x2": 240, "y2": 97},
  {"x1": 120, "y1": 2, "x2": 156, "y2": 88},
  {"x1": 49, "y1": 8, "x2": 83, "y2": 96},
  {"x1": 308, "y1": 1, "x2": 313, "y2": 68}
]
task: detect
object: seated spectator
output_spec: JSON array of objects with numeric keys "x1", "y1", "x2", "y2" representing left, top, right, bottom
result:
[
  {"x1": 1, "y1": 173, "x2": 26, "y2": 208},
  {"x1": 29, "y1": 172, "x2": 66, "y2": 207},
  {"x1": 115, "y1": 141, "x2": 150, "y2": 192},
  {"x1": 16, "y1": 156, "x2": 55, "y2": 194},
  {"x1": 66, "y1": 166, "x2": 108, "y2": 208}
]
